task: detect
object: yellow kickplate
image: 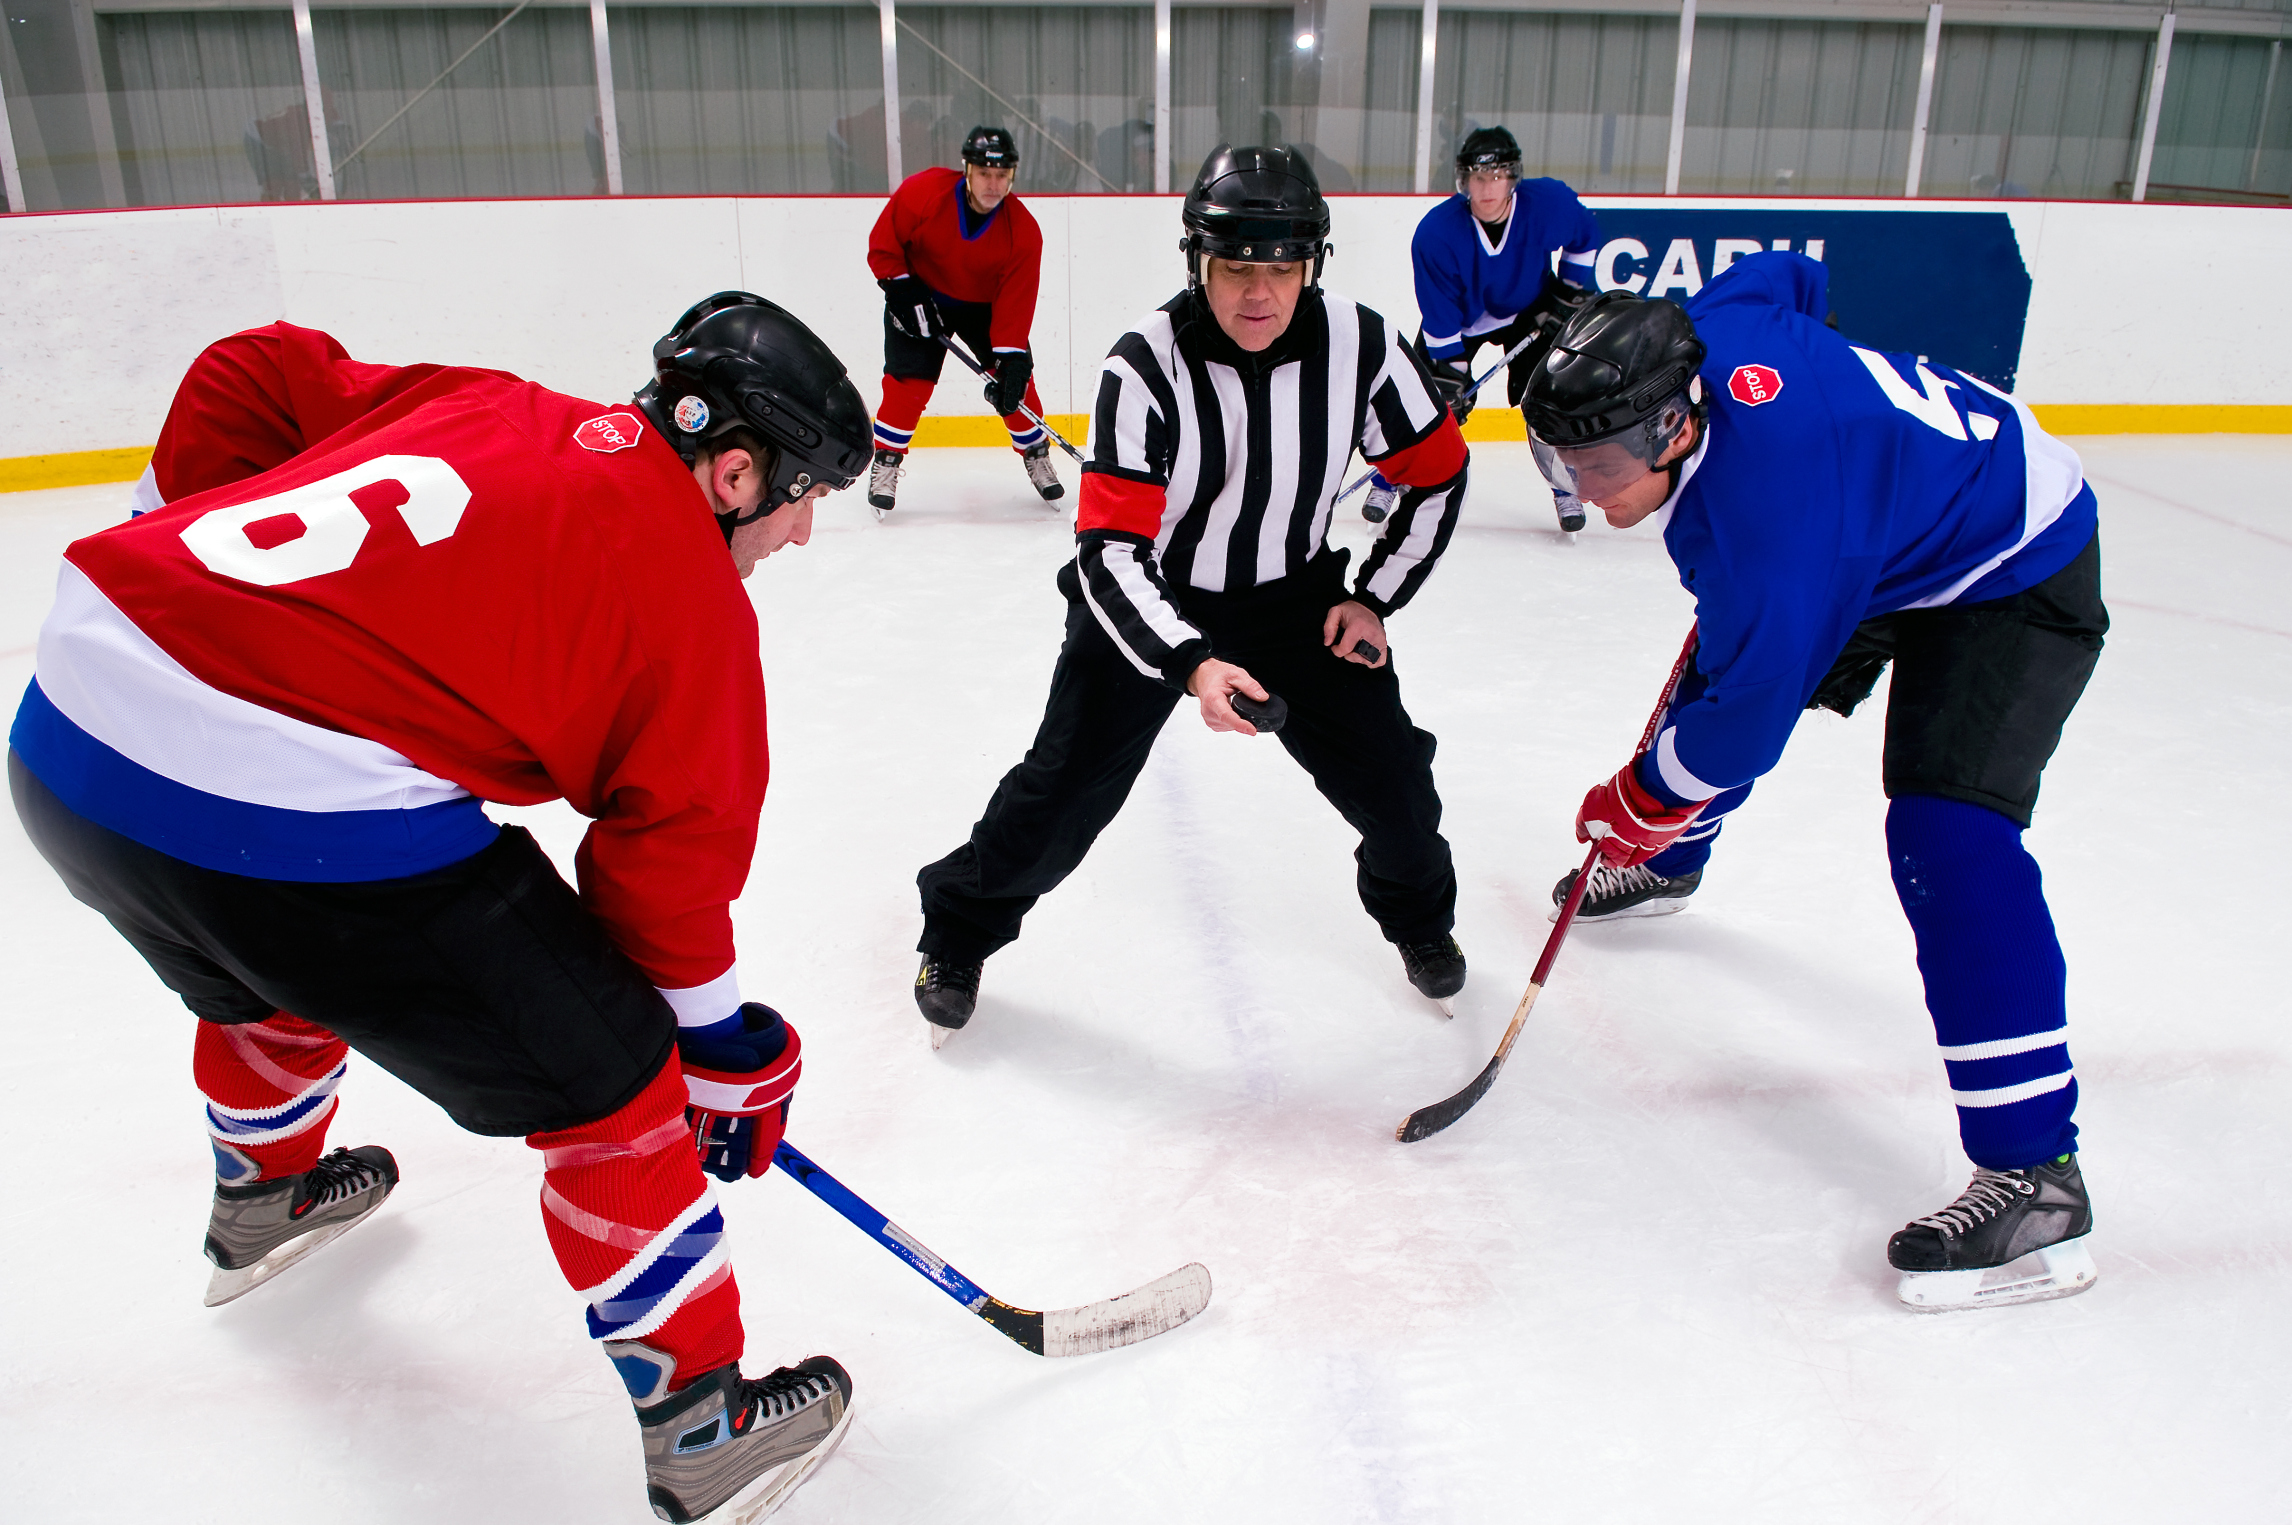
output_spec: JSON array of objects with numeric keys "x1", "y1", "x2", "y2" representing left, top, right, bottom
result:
[
  {"x1": 906, "y1": 414, "x2": 1091, "y2": 448},
  {"x1": 0, "y1": 446, "x2": 152, "y2": 494},
  {"x1": 2026, "y1": 404, "x2": 2292, "y2": 435}
]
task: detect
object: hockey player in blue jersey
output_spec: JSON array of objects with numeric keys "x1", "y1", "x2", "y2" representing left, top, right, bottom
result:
[
  {"x1": 1522, "y1": 252, "x2": 2105, "y2": 1311},
  {"x1": 1363, "y1": 126, "x2": 1602, "y2": 530}
]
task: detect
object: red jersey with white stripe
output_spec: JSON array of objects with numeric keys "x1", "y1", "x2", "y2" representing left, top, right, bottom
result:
[
  {"x1": 866, "y1": 167, "x2": 1043, "y2": 350},
  {"x1": 35, "y1": 323, "x2": 765, "y2": 1002}
]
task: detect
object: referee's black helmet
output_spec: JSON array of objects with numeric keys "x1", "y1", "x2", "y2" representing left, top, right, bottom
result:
[{"x1": 1179, "y1": 144, "x2": 1333, "y2": 289}]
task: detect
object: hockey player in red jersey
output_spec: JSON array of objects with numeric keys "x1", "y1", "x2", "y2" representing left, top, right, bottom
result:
[
  {"x1": 866, "y1": 124, "x2": 1063, "y2": 515},
  {"x1": 8, "y1": 293, "x2": 869, "y2": 1524}
]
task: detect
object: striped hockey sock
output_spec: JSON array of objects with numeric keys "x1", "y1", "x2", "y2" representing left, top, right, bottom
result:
[
  {"x1": 529, "y1": 1060, "x2": 743, "y2": 1391},
  {"x1": 193, "y1": 1012, "x2": 348, "y2": 1183}
]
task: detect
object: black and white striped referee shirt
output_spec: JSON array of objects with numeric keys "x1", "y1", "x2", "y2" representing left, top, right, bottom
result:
[{"x1": 1074, "y1": 288, "x2": 1471, "y2": 687}]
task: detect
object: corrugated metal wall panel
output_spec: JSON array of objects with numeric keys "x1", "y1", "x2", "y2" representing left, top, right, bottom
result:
[
  {"x1": 1426, "y1": 10, "x2": 1680, "y2": 194},
  {"x1": 1678, "y1": 18, "x2": 1922, "y2": 196},
  {"x1": 2152, "y1": 34, "x2": 2290, "y2": 198},
  {"x1": 1922, "y1": 25, "x2": 2154, "y2": 200}
]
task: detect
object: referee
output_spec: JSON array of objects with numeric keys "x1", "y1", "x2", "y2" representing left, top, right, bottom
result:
[{"x1": 911, "y1": 145, "x2": 1474, "y2": 1040}]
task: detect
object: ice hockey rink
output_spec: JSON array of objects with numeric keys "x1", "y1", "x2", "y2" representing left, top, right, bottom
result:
[{"x1": 1, "y1": 435, "x2": 2285, "y2": 1524}]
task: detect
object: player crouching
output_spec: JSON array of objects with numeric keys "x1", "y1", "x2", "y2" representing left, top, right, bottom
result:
[
  {"x1": 867, "y1": 125, "x2": 1062, "y2": 515},
  {"x1": 9, "y1": 294, "x2": 868, "y2": 1519},
  {"x1": 1522, "y1": 258, "x2": 2104, "y2": 1311}
]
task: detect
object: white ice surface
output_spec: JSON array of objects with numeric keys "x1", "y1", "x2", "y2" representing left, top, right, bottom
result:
[{"x1": 2, "y1": 440, "x2": 2287, "y2": 1522}]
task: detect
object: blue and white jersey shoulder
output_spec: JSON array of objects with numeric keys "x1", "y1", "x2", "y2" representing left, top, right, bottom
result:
[
  {"x1": 1410, "y1": 179, "x2": 1602, "y2": 360},
  {"x1": 1648, "y1": 252, "x2": 2095, "y2": 802}
]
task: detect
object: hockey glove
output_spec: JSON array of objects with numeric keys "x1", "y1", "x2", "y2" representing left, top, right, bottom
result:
[
  {"x1": 987, "y1": 350, "x2": 1033, "y2": 417},
  {"x1": 1430, "y1": 359, "x2": 1476, "y2": 426},
  {"x1": 678, "y1": 1002, "x2": 801, "y2": 1183},
  {"x1": 1577, "y1": 761, "x2": 1705, "y2": 869},
  {"x1": 880, "y1": 275, "x2": 945, "y2": 341}
]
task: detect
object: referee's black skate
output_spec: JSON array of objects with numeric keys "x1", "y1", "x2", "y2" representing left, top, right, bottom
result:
[
  {"x1": 916, "y1": 955, "x2": 983, "y2": 1049},
  {"x1": 1398, "y1": 936, "x2": 1466, "y2": 1017},
  {"x1": 203, "y1": 1144, "x2": 399, "y2": 1307},
  {"x1": 1889, "y1": 1154, "x2": 2097, "y2": 1312},
  {"x1": 1550, "y1": 863, "x2": 1701, "y2": 922},
  {"x1": 616, "y1": 1344, "x2": 854, "y2": 1525}
]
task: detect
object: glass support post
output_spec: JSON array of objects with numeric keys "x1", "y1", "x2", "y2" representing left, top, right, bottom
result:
[
  {"x1": 1413, "y1": 0, "x2": 1438, "y2": 193},
  {"x1": 1904, "y1": 3, "x2": 1942, "y2": 198},
  {"x1": 1664, "y1": 0, "x2": 1695, "y2": 195},
  {"x1": 1155, "y1": 0, "x2": 1171, "y2": 193},
  {"x1": 591, "y1": 0, "x2": 622, "y2": 194},
  {"x1": 2131, "y1": 10, "x2": 2175, "y2": 203},
  {"x1": 879, "y1": 0, "x2": 901, "y2": 187},
  {"x1": 292, "y1": 0, "x2": 337, "y2": 200},
  {"x1": 0, "y1": 65, "x2": 22, "y2": 212}
]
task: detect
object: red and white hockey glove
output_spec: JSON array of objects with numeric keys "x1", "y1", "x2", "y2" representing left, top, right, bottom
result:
[
  {"x1": 1576, "y1": 761, "x2": 1705, "y2": 868},
  {"x1": 677, "y1": 1003, "x2": 801, "y2": 1183}
]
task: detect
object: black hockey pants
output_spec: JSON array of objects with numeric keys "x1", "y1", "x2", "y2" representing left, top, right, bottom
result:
[
  {"x1": 917, "y1": 552, "x2": 1458, "y2": 964},
  {"x1": 10, "y1": 751, "x2": 672, "y2": 1138}
]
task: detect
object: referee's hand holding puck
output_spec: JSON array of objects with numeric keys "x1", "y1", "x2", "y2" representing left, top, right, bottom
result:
[
  {"x1": 1189, "y1": 658, "x2": 1279, "y2": 737},
  {"x1": 1324, "y1": 600, "x2": 1389, "y2": 668}
]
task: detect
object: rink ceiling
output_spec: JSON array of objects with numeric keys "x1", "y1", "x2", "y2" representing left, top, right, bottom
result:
[{"x1": 1, "y1": 434, "x2": 2287, "y2": 1523}]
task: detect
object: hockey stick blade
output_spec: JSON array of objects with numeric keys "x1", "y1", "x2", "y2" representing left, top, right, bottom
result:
[{"x1": 773, "y1": 1141, "x2": 1212, "y2": 1356}]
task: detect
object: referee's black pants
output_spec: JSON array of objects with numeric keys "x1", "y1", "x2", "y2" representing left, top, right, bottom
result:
[{"x1": 917, "y1": 553, "x2": 1458, "y2": 964}]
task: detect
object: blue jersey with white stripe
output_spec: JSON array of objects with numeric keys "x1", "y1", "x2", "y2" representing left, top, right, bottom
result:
[
  {"x1": 1411, "y1": 181, "x2": 1602, "y2": 361},
  {"x1": 1644, "y1": 252, "x2": 2096, "y2": 805}
]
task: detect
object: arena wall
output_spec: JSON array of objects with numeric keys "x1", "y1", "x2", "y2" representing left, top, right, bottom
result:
[{"x1": 3, "y1": 194, "x2": 2287, "y2": 489}]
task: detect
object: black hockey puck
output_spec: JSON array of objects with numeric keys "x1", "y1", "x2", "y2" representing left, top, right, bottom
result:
[
  {"x1": 1350, "y1": 638, "x2": 1382, "y2": 664},
  {"x1": 1229, "y1": 691, "x2": 1288, "y2": 733}
]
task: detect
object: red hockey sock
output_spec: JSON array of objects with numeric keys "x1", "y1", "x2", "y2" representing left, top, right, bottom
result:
[
  {"x1": 1002, "y1": 377, "x2": 1049, "y2": 450},
  {"x1": 874, "y1": 375, "x2": 936, "y2": 454},
  {"x1": 193, "y1": 1012, "x2": 348, "y2": 1181},
  {"x1": 529, "y1": 1060, "x2": 743, "y2": 1390}
]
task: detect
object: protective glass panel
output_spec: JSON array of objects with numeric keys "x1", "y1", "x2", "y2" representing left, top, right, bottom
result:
[
  {"x1": 2, "y1": 0, "x2": 140, "y2": 209},
  {"x1": 1171, "y1": 7, "x2": 1352, "y2": 190},
  {"x1": 608, "y1": 5, "x2": 884, "y2": 194},
  {"x1": 1678, "y1": 18, "x2": 1922, "y2": 196},
  {"x1": 312, "y1": 6, "x2": 599, "y2": 200},
  {"x1": 1430, "y1": 9, "x2": 1679, "y2": 195},
  {"x1": 95, "y1": 9, "x2": 307, "y2": 208},
  {"x1": 2151, "y1": 34, "x2": 2292, "y2": 203},
  {"x1": 1923, "y1": 25, "x2": 2154, "y2": 200},
  {"x1": 895, "y1": 5, "x2": 1152, "y2": 193}
]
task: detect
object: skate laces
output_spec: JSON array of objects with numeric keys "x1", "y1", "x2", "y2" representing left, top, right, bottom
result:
[
  {"x1": 1400, "y1": 938, "x2": 1459, "y2": 968},
  {"x1": 925, "y1": 960, "x2": 982, "y2": 998},
  {"x1": 746, "y1": 1366, "x2": 834, "y2": 1422},
  {"x1": 1587, "y1": 864, "x2": 1660, "y2": 899},
  {"x1": 1909, "y1": 1168, "x2": 2031, "y2": 1238},
  {"x1": 300, "y1": 1150, "x2": 383, "y2": 1207}
]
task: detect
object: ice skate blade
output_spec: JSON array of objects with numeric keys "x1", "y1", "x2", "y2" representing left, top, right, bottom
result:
[
  {"x1": 1896, "y1": 1236, "x2": 2098, "y2": 1313},
  {"x1": 202, "y1": 1213, "x2": 372, "y2": 1307},
  {"x1": 928, "y1": 1022, "x2": 952, "y2": 1051},
  {"x1": 1433, "y1": 996, "x2": 1455, "y2": 1019},
  {"x1": 708, "y1": 1398, "x2": 855, "y2": 1525},
  {"x1": 1548, "y1": 897, "x2": 1691, "y2": 925}
]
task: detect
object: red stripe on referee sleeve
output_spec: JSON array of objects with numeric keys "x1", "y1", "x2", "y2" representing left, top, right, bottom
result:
[
  {"x1": 1077, "y1": 472, "x2": 1168, "y2": 538},
  {"x1": 1373, "y1": 413, "x2": 1467, "y2": 488}
]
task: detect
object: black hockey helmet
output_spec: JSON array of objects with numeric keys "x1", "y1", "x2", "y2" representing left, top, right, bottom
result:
[
  {"x1": 961, "y1": 125, "x2": 1019, "y2": 169},
  {"x1": 637, "y1": 291, "x2": 872, "y2": 524},
  {"x1": 1454, "y1": 125, "x2": 1523, "y2": 189},
  {"x1": 1179, "y1": 144, "x2": 1332, "y2": 289},
  {"x1": 1522, "y1": 291, "x2": 1708, "y2": 503}
]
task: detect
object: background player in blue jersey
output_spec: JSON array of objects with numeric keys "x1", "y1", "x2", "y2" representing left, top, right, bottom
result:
[
  {"x1": 1363, "y1": 127, "x2": 1602, "y2": 531},
  {"x1": 1522, "y1": 254, "x2": 2106, "y2": 1312}
]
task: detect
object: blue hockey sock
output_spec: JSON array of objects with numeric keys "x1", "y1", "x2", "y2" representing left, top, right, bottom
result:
[{"x1": 1886, "y1": 793, "x2": 2078, "y2": 1169}]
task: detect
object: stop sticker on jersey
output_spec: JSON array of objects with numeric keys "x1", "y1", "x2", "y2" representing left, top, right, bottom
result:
[
  {"x1": 1729, "y1": 365, "x2": 1784, "y2": 406},
  {"x1": 575, "y1": 411, "x2": 646, "y2": 453}
]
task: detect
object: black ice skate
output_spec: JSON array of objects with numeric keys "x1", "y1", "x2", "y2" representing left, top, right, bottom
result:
[
  {"x1": 1021, "y1": 442, "x2": 1064, "y2": 502},
  {"x1": 1889, "y1": 1154, "x2": 2097, "y2": 1312},
  {"x1": 203, "y1": 1145, "x2": 399, "y2": 1307},
  {"x1": 916, "y1": 955, "x2": 984, "y2": 1049},
  {"x1": 1549, "y1": 863, "x2": 1701, "y2": 922},
  {"x1": 867, "y1": 448, "x2": 903, "y2": 518},
  {"x1": 619, "y1": 1347, "x2": 853, "y2": 1525},
  {"x1": 1398, "y1": 936, "x2": 1467, "y2": 1017},
  {"x1": 1554, "y1": 492, "x2": 1587, "y2": 533}
]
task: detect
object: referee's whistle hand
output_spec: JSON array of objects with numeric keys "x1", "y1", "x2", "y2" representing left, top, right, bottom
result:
[
  {"x1": 1323, "y1": 601, "x2": 1390, "y2": 668},
  {"x1": 1187, "y1": 658, "x2": 1271, "y2": 737}
]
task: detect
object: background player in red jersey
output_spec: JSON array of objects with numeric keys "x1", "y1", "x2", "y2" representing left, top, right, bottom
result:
[
  {"x1": 866, "y1": 124, "x2": 1063, "y2": 515},
  {"x1": 8, "y1": 294, "x2": 869, "y2": 1525}
]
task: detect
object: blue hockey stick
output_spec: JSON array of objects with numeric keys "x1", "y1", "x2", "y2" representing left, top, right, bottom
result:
[{"x1": 771, "y1": 1140, "x2": 1211, "y2": 1357}]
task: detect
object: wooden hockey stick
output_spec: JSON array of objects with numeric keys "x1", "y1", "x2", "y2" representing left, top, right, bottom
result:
[
  {"x1": 773, "y1": 1141, "x2": 1212, "y2": 1356},
  {"x1": 1396, "y1": 623, "x2": 1701, "y2": 1143}
]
